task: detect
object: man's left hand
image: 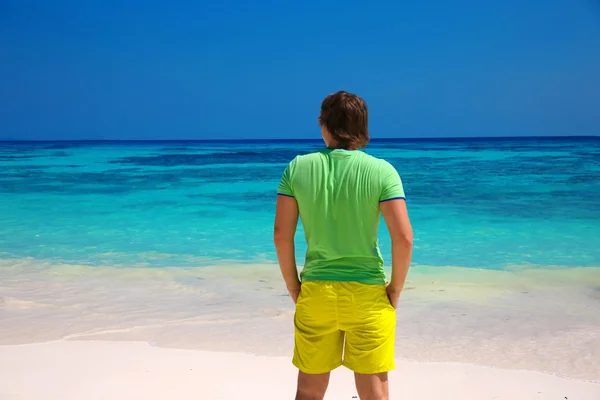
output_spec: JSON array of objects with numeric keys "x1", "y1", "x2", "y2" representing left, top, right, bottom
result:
[{"x1": 289, "y1": 286, "x2": 301, "y2": 304}]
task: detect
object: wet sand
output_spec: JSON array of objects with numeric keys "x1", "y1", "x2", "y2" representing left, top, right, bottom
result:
[{"x1": 1, "y1": 259, "x2": 599, "y2": 381}]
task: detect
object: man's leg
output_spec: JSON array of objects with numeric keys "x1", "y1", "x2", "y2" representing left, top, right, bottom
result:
[
  {"x1": 354, "y1": 372, "x2": 389, "y2": 400},
  {"x1": 293, "y1": 282, "x2": 343, "y2": 399},
  {"x1": 339, "y1": 282, "x2": 396, "y2": 400},
  {"x1": 296, "y1": 371, "x2": 331, "y2": 400}
]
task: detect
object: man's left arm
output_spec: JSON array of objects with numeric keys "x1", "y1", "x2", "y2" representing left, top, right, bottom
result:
[{"x1": 274, "y1": 194, "x2": 300, "y2": 303}]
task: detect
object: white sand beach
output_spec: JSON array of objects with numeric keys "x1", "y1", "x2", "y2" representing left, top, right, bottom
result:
[
  {"x1": 2, "y1": 262, "x2": 599, "y2": 399},
  {"x1": 0, "y1": 340, "x2": 599, "y2": 400}
]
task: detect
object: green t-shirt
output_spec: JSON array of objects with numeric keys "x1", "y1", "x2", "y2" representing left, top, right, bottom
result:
[{"x1": 277, "y1": 148, "x2": 405, "y2": 285}]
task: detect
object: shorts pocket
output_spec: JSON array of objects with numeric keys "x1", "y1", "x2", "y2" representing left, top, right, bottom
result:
[{"x1": 381, "y1": 287, "x2": 396, "y2": 310}]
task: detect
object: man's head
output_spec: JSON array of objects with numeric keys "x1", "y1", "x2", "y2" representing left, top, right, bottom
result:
[{"x1": 318, "y1": 91, "x2": 369, "y2": 150}]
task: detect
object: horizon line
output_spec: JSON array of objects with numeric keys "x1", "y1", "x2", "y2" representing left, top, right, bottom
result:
[{"x1": 1, "y1": 135, "x2": 598, "y2": 143}]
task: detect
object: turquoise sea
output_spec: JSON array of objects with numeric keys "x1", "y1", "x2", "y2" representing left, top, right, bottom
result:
[
  {"x1": 1, "y1": 137, "x2": 599, "y2": 380},
  {"x1": 1, "y1": 137, "x2": 599, "y2": 269}
]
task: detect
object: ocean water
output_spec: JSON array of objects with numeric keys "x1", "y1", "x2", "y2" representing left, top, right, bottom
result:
[
  {"x1": 1, "y1": 137, "x2": 600, "y2": 380},
  {"x1": 1, "y1": 137, "x2": 599, "y2": 269}
]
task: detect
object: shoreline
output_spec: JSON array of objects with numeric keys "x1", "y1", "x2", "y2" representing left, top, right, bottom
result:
[
  {"x1": 2, "y1": 260, "x2": 600, "y2": 381},
  {"x1": 1, "y1": 340, "x2": 599, "y2": 400}
]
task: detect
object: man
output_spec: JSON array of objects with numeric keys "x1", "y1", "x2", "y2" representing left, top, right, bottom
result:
[{"x1": 274, "y1": 91, "x2": 413, "y2": 400}]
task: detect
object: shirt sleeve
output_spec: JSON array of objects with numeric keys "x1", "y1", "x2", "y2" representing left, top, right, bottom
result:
[
  {"x1": 380, "y1": 161, "x2": 406, "y2": 202},
  {"x1": 277, "y1": 159, "x2": 296, "y2": 197}
]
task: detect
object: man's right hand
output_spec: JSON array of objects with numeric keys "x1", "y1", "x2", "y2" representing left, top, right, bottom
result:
[
  {"x1": 386, "y1": 284, "x2": 401, "y2": 309},
  {"x1": 288, "y1": 285, "x2": 301, "y2": 304}
]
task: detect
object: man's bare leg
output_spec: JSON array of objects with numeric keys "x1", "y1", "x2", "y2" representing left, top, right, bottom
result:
[
  {"x1": 354, "y1": 372, "x2": 389, "y2": 400},
  {"x1": 296, "y1": 371, "x2": 330, "y2": 400}
]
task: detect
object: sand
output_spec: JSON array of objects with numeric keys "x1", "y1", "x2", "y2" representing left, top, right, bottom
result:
[
  {"x1": 3, "y1": 261, "x2": 600, "y2": 381},
  {"x1": 0, "y1": 341, "x2": 598, "y2": 400}
]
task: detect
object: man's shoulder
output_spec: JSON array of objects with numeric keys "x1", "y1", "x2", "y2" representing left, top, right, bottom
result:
[
  {"x1": 355, "y1": 152, "x2": 392, "y2": 169},
  {"x1": 289, "y1": 150, "x2": 328, "y2": 166},
  {"x1": 295, "y1": 151, "x2": 323, "y2": 161},
  {"x1": 359, "y1": 151, "x2": 384, "y2": 162}
]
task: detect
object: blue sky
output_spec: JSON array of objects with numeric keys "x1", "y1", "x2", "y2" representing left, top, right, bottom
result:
[{"x1": 1, "y1": 0, "x2": 599, "y2": 140}]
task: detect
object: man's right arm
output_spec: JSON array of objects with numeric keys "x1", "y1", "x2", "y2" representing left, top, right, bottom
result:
[{"x1": 380, "y1": 199, "x2": 413, "y2": 308}]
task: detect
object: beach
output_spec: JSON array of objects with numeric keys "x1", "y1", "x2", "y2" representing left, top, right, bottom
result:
[
  {"x1": 1, "y1": 138, "x2": 599, "y2": 398},
  {"x1": 2, "y1": 341, "x2": 599, "y2": 400},
  {"x1": 2, "y1": 261, "x2": 600, "y2": 389}
]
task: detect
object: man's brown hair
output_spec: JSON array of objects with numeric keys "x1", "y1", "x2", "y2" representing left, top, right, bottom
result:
[{"x1": 318, "y1": 91, "x2": 370, "y2": 149}]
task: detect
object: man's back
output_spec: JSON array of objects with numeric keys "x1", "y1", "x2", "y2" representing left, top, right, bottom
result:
[{"x1": 277, "y1": 148, "x2": 405, "y2": 285}]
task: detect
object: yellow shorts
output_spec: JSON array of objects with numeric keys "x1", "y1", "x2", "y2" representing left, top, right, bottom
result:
[{"x1": 293, "y1": 281, "x2": 396, "y2": 375}]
